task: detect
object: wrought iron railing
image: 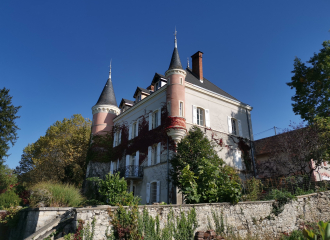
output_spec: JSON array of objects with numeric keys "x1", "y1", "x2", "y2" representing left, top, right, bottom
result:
[{"x1": 113, "y1": 165, "x2": 144, "y2": 179}]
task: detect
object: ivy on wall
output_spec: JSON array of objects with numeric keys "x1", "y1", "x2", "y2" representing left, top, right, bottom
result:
[{"x1": 87, "y1": 104, "x2": 176, "y2": 165}]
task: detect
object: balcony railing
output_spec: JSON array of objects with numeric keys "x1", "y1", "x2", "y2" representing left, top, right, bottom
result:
[{"x1": 113, "y1": 165, "x2": 144, "y2": 179}]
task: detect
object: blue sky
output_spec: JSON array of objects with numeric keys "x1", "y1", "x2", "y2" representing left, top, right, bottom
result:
[{"x1": 1, "y1": 0, "x2": 330, "y2": 169}]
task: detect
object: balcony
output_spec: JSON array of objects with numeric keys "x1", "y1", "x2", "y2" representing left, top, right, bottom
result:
[{"x1": 113, "y1": 165, "x2": 144, "y2": 179}]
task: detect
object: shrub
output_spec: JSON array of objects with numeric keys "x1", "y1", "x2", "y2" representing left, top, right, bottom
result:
[
  {"x1": 29, "y1": 182, "x2": 84, "y2": 207},
  {"x1": 242, "y1": 177, "x2": 263, "y2": 201},
  {"x1": 0, "y1": 190, "x2": 21, "y2": 209},
  {"x1": 170, "y1": 126, "x2": 242, "y2": 204},
  {"x1": 0, "y1": 206, "x2": 22, "y2": 227},
  {"x1": 87, "y1": 172, "x2": 140, "y2": 206}
]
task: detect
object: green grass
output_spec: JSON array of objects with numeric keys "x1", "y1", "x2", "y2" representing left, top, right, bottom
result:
[{"x1": 29, "y1": 182, "x2": 84, "y2": 207}]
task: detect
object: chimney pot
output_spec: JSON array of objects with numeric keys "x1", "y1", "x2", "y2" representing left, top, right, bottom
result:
[{"x1": 191, "y1": 51, "x2": 204, "y2": 82}]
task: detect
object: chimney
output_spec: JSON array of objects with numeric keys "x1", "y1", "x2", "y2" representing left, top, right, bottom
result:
[{"x1": 191, "y1": 51, "x2": 204, "y2": 82}]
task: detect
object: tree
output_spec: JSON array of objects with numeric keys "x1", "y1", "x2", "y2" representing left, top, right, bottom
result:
[
  {"x1": 0, "y1": 88, "x2": 21, "y2": 164},
  {"x1": 287, "y1": 40, "x2": 330, "y2": 122},
  {"x1": 15, "y1": 114, "x2": 91, "y2": 186},
  {"x1": 256, "y1": 123, "x2": 325, "y2": 177},
  {"x1": 170, "y1": 126, "x2": 241, "y2": 204}
]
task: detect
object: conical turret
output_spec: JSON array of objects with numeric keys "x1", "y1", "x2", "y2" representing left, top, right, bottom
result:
[
  {"x1": 92, "y1": 62, "x2": 120, "y2": 135},
  {"x1": 165, "y1": 29, "x2": 187, "y2": 144}
]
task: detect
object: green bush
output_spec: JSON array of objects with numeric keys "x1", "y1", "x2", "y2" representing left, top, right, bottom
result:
[
  {"x1": 87, "y1": 172, "x2": 140, "y2": 206},
  {"x1": 170, "y1": 126, "x2": 242, "y2": 204},
  {"x1": 29, "y1": 182, "x2": 84, "y2": 207},
  {"x1": 264, "y1": 189, "x2": 296, "y2": 216},
  {"x1": 243, "y1": 177, "x2": 263, "y2": 201},
  {"x1": 0, "y1": 190, "x2": 21, "y2": 209}
]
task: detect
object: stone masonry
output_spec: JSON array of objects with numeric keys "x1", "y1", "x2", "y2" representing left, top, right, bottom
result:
[{"x1": 8, "y1": 191, "x2": 330, "y2": 240}]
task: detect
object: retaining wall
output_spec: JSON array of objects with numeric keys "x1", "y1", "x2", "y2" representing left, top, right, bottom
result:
[{"x1": 4, "y1": 191, "x2": 330, "y2": 239}]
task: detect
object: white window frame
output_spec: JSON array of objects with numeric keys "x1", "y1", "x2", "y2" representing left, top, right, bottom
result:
[
  {"x1": 197, "y1": 107, "x2": 205, "y2": 126},
  {"x1": 132, "y1": 122, "x2": 137, "y2": 139},
  {"x1": 228, "y1": 117, "x2": 242, "y2": 137},
  {"x1": 179, "y1": 101, "x2": 184, "y2": 117}
]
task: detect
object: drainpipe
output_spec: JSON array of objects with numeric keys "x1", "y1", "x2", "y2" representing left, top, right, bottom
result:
[
  {"x1": 246, "y1": 109, "x2": 257, "y2": 177},
  {"x1": 167, "y1": 136, "x2": 170, "y2": 204}
]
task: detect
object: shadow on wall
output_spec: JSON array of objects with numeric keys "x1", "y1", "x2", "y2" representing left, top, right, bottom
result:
[
  {"x1": 220, "y1": 106, "x2": 254, "y2": 175},
  {"x1": 0, "y1": 209, "x2": 38, "y2": 240}
]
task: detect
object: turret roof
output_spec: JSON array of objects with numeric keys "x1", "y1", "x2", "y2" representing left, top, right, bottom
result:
[
  {"x1": 168, "y1": 47, "x2": 183, "y2": 70},
  {"x1": 96, "y1": 78, "x2": 117, "y2": 106}
]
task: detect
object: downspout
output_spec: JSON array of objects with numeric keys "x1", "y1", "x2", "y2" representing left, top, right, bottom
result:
[
  {"x1": 167, "y1": 136, "x2": 170, "y2": 204},
  {"x1": 246, "y1": 109, "x2": 257, "y2": 177}
]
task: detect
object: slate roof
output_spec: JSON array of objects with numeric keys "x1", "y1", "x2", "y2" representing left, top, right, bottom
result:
[
  {"x1": 152, "y1": 73, "x2": 167, "y2": 84},
  {"x1": 96, "y1": 78, "x2": 117, "y2": 106},
  {"x1": 133, "y1": 87, "x2": 151, "y2": 98},
  {"x1": 168, "y1": 47, "x2": 183, "y2": 70},
  {"x1": 119, "y1": 98, "x2": 134, "y2": 108},
  {"x1": 185, "y1": 68, "x2": 239, "y2": 102}
]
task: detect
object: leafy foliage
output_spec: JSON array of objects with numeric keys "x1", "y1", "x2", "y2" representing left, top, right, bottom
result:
[
  {"x1": 0, "y1": 206, "x2": 22, "y2": 227},
  {"x1": 170, "y1": 126, "x2": 241, "y2": 204},
  {"x1": 29, "y1": 181, "x2": 84, "y2": 207},
  {"x1": 242, "y1": 177, "x2": 263, "y2": 201},
  {"x1": 87, "y1": 172, "x2": 140, "y2": 206},
  {"x1": 264, "y1": 189, "x2": 296, "y2": 216},
  {"x1": 15, "y1": 114, "x2": 91, "y2": 186},
  {"x1": 314, "y1": 116, "x2": 330, "y2": 164},
  {"x1": 0, "y1": 88, "x2": 21, "y2": 164},
  {"x1": 108, "y1": 205, "x2": 142, "y2": 240},
  {"x1": 0, "y1": 190, "x2": 21, "y2": 209},
  {"x1": 108, "y1": 206, "x2": 198, "y2": 240},
  {"x1": 287, "y1": 40, "x2": 330, "y2": 123}
]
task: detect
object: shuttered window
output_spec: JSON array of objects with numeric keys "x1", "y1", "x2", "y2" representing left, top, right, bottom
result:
[{"x1": 197, "y1": 108, "x2": 204, "y2": 126}]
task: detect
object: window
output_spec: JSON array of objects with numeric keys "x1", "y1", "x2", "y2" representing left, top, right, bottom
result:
[
  {"x1": 197, "y1": 108, "x2": 204, "y2": 126},
  {"x1": 113, "y1": 161, "x2": 117, "y2": 171},
  {"x1": 150, "y1": 182, "x2": 157, "y2": 203},
  {"x1": 152, "y1": 145, "x2": 157, "y2": 165},
  {"x1": 179, "y1": 102, "x2": 183, "y2": 117},
  {"x1": 138, "y1": 95, "x2": 141, "y2": 102},
  {"x1": 130, "y1": 154, "x2": 136, "y2": 166},
  {"x1": 168, "y1": 78, "x2": 170, "y2": 84},
  {"x1": 132, "y1": 122, "x2": 137, "y2": 138},
  {"x1": 167, "y1": 102, "x2": 171, "y2": 114},
  {"x1": 231, "y1": 118, "x2": 237, "y2": 135},
  {"x1": 153, "y1": 111, "x2": 158, "y2": 128},
  {"x1": 180, "y1": 77, "x2": 183, "y2": 84}
]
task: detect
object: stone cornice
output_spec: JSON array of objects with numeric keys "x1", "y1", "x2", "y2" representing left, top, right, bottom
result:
[
  {"x1": 185, "y1": 82, "x2": 253, "y2": 111},
  {"x1": 92, "y1": 104, "x2": 120, "y2": 115},
  {"x1": 114, "y1": 85, "x2": 167, "y2": 122},
  {"x1": 165, "y1": 69, "x2": 187, "y2": 78}
]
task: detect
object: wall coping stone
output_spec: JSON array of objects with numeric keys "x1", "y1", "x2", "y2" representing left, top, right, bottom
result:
[{"x1": 21, "y1": 207, "x2": 72, "y2": 212}]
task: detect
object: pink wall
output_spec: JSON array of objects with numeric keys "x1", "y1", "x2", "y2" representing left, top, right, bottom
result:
[
  {"x1": 92, "y1": 112, "x2": 116, "y2": 135},
  {"x1": 166, "y1": 73, "x2": 185, "y2": 117}
]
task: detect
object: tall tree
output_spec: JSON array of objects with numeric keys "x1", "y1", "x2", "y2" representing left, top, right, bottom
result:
[
  {"x1": 287, "y1": 40, "x2": 330, "y2": 122},
  {"x1": 0, "y1": 88, "x2": 21, "y2": 165},
  {"x1": 15, "y1": 114, "x2": 91, "y2": 186},
  {"x1": 170, "y1": 126, "x2": 241, "y2": 204}
]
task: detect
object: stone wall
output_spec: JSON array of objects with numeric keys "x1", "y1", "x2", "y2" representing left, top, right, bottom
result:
[
  {"x1": 5, "y1": 191, "x2": 330, "y2": 239},
  {"x1": 76, "y1": 191, "x2": 330, "y2": 239}
]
